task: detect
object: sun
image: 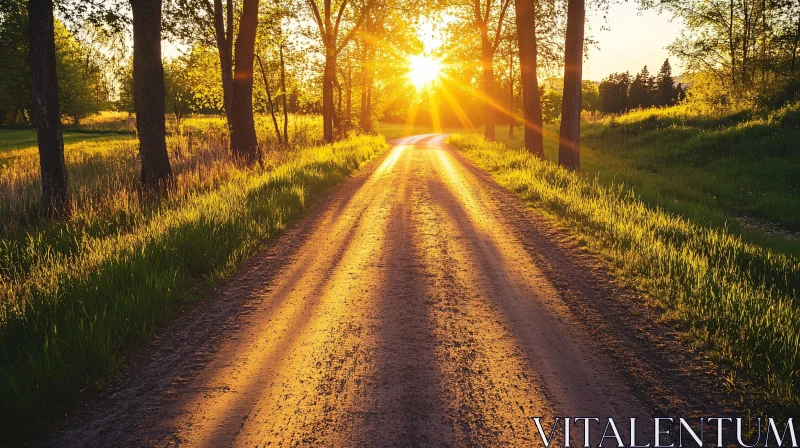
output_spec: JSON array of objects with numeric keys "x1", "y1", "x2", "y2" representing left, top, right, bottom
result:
[{"x1": 408, "y1": 55, "x2": 443, "y2": 89}]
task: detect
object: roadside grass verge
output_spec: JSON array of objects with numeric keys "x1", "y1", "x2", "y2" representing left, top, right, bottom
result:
[
  {"x1": 0, "y1": 130, "x2": 387, "y2": 435},
  {"x1": 448, "y1": 132, "x2": 800, "y2": 414},
  {"x1": 494, "y1": 103, "x2": 800, "y2": 238}
]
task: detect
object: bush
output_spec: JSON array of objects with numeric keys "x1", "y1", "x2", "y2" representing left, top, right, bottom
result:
[{"x1": 757, "y1": 78, "x2": 800, "y2": 110}]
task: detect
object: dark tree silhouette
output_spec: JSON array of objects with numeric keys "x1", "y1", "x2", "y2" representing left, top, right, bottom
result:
[
  {"x1": 229, "y1": 0, "x2": 260, "y2": 162},
  {"x1": 558, "y1": 0, "x2": 584, "y2": 170},
  {"x1": 514, "y1": 0, "x2": 544, "y2": 157},
  {"x1": 131, "y1": 0, "x2": 172, "y2": 190},
  {"x1": 28, "y1": 0, "x2": 69, "y2": 215},
  {"x1": 656, "y1": 59, "x2": 677, "y2": 106},
  {"x1": 628, "y1": 70, "x2": 649, "y2": 109},
  {"x1": 599, "y1": 72, "x2": 631, "y2": 114},
  {"x1": 675, "y1": 82, "x2": 686, "y2": 102}
]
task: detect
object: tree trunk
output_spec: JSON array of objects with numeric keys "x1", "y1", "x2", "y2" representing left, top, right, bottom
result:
[
  {"x1": 130, "y1": 0, "x2": 172, "y2": 189},
  {"x1": 508, "y1": 47, "x2": 514, "y2": 137},
  {"x1": 213, "y1": 0, "x2": 234, "y2": 122},
  {"x1": 256, "y1": 55, "x2": 282, "y2": 144},
  {"x1": 360, "y1": 62, "x2": 373, "y2": 133},
  {"x1": 280, "y1": 43, "x2": 289, "y2": 143},
  {"x1": 230, "y1": 0, "x2": 260, "y2": 163},
  {"x1": 333, "y1": 75, "x2": 343, "y2": 138},
  {"x1": 323, "y1": 50, "x2": 335, "y2": 143},
  {"x1": 792, "y1": 8, "x2": 799, "y2": 73},
  {"x1": 366, "y1": 79, "x2": 372, "y2": 132},
  {"x1": 481, "y1": 40, "x2": 496, "y2": 141},
  {"x1": 558, "y1": 0, "x2": 584, "y2": 170},
  {"x1": 346, "y1": 64, "x2": 352, "y2": 135},
  {"x1": 515, "y1": 0, "x2": 544, "y2": 157},
  {"x1": 729, "y1": 0, "x2": 736, "y2": 88},
  {"x1": 28, "y1": 0, "x2": 69, "y2": 215}
]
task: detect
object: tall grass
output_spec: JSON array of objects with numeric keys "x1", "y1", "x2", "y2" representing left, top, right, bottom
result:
[
  {"x1": 494, "y1": 103, "x2": 800, "y2": 236},
  {"x1": 0, "y1": 115, "x2": 386, "y2": 434},
  {"x1": 449, "y1": 133, "x2": 800, "y2": 413}
]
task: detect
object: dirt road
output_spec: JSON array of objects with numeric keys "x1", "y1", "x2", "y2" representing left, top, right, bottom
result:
[{"x1": 44, "y1": 135, "x2": 735, "y2": 447}]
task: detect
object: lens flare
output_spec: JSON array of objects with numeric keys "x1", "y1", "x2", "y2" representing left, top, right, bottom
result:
[{"x1": 408, "y1": 55, "x2": 442, "y2": 89}]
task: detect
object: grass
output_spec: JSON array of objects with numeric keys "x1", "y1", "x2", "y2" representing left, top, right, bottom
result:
[
  {"x1": 447, "y1": 131, "x2": 800, "y2": 415},
  {"x1": 493, "y1": 104, "x2": 800, "y2": 238},
  {"x1": 0, "y1": 114, "x2": 387, "y2": 435}
]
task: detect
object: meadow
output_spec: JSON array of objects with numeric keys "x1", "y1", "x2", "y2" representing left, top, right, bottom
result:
[
  {"x1": 492, "y1": 104, "x2": 800, "y2": 246},
  {"x1": 0, "y1": 114, "x2": 387, "y2": 433},
  {"x1": 447, "y1": 109, "x2": 800, "y2": 412}
]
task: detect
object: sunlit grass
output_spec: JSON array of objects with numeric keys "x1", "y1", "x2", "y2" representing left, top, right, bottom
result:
[
  {"x1": 490, "y1": 105, "x2": 800, "y2": 254},
  {"x1": 449, "y1": 132, "x2": 800, "y2": 414},
  {"x1": 0, "y1": 115, "x2": 387, "y2": 433}
]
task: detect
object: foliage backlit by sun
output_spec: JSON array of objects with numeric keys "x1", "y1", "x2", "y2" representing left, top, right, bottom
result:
[{"x1": 408, "y1": 55, "x2": 442, "y2": 89}]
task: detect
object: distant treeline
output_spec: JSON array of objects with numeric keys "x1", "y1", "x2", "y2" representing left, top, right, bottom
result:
[{"x1": 598, "y1": 59, "x2": 686, "y2": 114}]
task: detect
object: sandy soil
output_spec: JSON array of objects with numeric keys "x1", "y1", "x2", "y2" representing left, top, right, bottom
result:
[{"x1": 41, "y1": 135, "x2": 741, "y2": 447}]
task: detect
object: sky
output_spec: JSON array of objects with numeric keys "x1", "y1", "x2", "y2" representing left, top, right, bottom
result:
[
  {"x1": 583, "y1": 2, "x2": 685, "y2": 81},
  {"x1": 160, "y1": 2, "x2": 685, "y2": 82}
]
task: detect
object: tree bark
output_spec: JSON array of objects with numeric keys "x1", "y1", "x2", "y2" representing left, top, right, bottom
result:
[
  {"x1": 360, "y1": 49, "x2": 373, "y2": 133},
  {"x1": 131, "y1": 0, "x2": 172, "y2": 189},
  {"x1": 230, "y1": 0, "x2": 260, "y2": 163},
  {"x1": 28, "y1": 0, "x2": 69, "y2": 215},
  {"x1": 280, "y1": 43, "x2": 289, "y2": 143},
  {"x1": 323, "y1": 50, "x2": 336, "y2": 142},
  {"x1": 558, "y1": 0, "x2": 584, "y2": 170},
  {"x1": 345, "y1": 63, "x2": 352, "y2": 134},
  {"x1": 333, "y1": 73, "x2": 343, "y2": 138},
  {"x1": 481, "y1": 40, "x2": 496, "y2": 141},
  {"x1": 514, "y1": 0, "x2": 544, "y2": 157},
  {"x1": 256, "y1": 55, "x2": 282, "y2": 144},
  {"x1": 508, "y1": 45, "x2": 514, "y2": 137}
]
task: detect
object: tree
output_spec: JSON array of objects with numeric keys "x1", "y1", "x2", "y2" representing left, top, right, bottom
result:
[
  {"x1": 131, "y1": 0, "x2": 172, "y2": 189},
  {"x1": 166, "y1": 0, "x2": 234, "y2": 123},
  {"x1": 656, "y1": 58, "x2": 676, "y2": 106},
  {"x1": 628, "y1": 70, "x2": 649, "y2": 109},
  {"x1": 256, "y1": 54, "x2": 283, "y2": 143},
  {"x1": 54, "y1": 22, "x2": 110, "y2": 124},
  {"x1": 28, "y1": 0, "x2": 69, "y2": 215},
  {"x1": 164, "y1": 59, "x2": 192, "y2": 128},
  {"x1": 675, "y1": 82, "x2": 686, "y2": 102},
  {"x1": 279, "y1": 40, "x2": 288, "y2": 143},
  {"x1": 541, "y1": 87, "x2": 562, "y2": 123},
  {"x1": 599, "y1": 71, "x2": 630, "y2": 113},
  {"x1": 469, "y1": 0, "x2": 512, "y2": 141},
  {"x1": 514, "y1": 0, "x2": 544, "y2": 156},
  {"x1": 229, "y1": 0, "x2": 260, "y2": 162},
  {"x1": 581, "y1": 80, "x2": 599, "y2": 112},
  {"x1": 307, "y1": 0, "x2": 374, "y2": 143},
  {"x1": 558, "y1": 0, "x2": 584, "y2": 170},
  {"x1": 1, "y1": 4, "x2": 110, "y2": 126},
  {"x1": 662, "y1": 0, "x2": 799, "y2": 105},
  {"x1": 0, "y1": 1, "x2": 30, "y2": 125}
]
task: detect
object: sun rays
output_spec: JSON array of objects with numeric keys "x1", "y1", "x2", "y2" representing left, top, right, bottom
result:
[{"x1": 408, "y1": 55, "x2": 443, "y2": 89}]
